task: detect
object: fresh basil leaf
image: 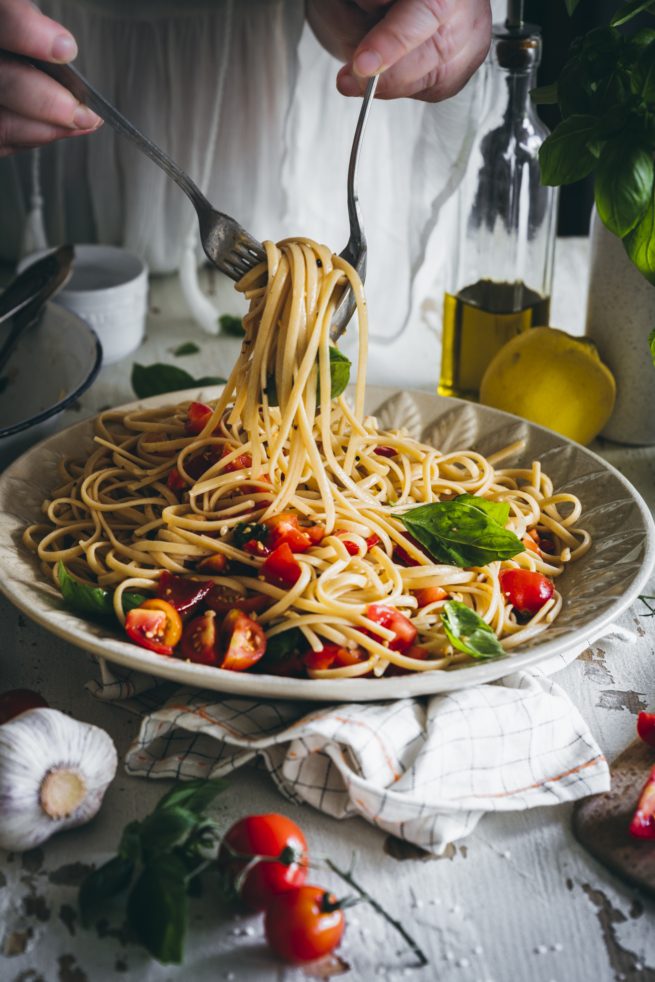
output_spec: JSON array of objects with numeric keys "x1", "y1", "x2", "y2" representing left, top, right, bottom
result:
[
  {"x1": 539, "y1": 115, "x2": 600, "y2": 187},
  {"x1": 127, "y1": 855, "x2": 188, "y2": 964},
  {"x1": 441, "y1": 601, "x2": 505, "y2": 661},
  {"x1": 625, "y1": 183, "x2": 655, "y2": 285},
  {"x1": 564, "y1": 0, "x2": 582, "y2": 13},
  {"x1": 79, "y1": 856, "x2": 134, "y2": 927},
  {"x1": 264, "y1": 627, "x2": 305, "y2": 663},
  {"x1": 172, "y1": 342, "x2": 200, "y2": 356},
  {"x1": 635, "y1": 38, "x2": 655, "y2": 100},
  {"x1": 233, "y1": 522, "x2": 269, "y2": 549},
  {"x1": 155, "y1": 778, "x2": 226, "y2": 816},
  {"x1": 396, "y1": 498, "x2": 523, "y2": 568},
  {"x1": 328, "y1": 346, "x2": 351, "y2": 399},
  {"x1": 118, "y1": 820, "x2": 142, "y2": 864},
  {"x1": 139, "y1": 808, "x2": 199, "y2": 860},
  {"x1": 557, "y1": 58, "x2": 594, "y2": 118},
  {"x1": 455, "y1": 494, "x2": 511, "y2": 528},
  {"x1": 218, "y1": 314, "x2": 245, "y2": 337},
  {"x1": 595, "y1": 143, "x2": 654, "y2": 238},
  {"x1": 57, "y1": 561, "x2": 147, "y2": 622},
  {"x1": 131, "y1": 363, "x2": 225, "y2": 398},
  {"x1": 648, "y1": 327, "x2": 655, "y2": 365},
  {"x1": 611, "y1": 0, "x2": 655, "y2": 28}
]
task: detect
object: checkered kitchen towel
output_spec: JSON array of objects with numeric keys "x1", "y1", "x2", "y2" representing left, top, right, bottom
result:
[{"x1": 88, "y1": 627, "x2": 632, "y2": 855}]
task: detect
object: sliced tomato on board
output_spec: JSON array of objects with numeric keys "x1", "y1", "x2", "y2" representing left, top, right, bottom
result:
[
  {"x1": 206, "y1": 584, "x2": 270, "y2": 616},
  {"x1": 186, "y1": 401, "x2": 213, "y2": 435},
  {"x1": 499, "y1": 568, "x2": 554, "y2": 616},
  {"x1": 262, "y1": 543, "x2": 302, "y2": 586},
  {"x1": 125, "y1": 607, "x2": 174, "y2": 656},
  {"x1": 219, "y1": 609, "x2": 267, "y2": 671},
  {"x1": 366, "y1": 603, "x2": 417, "y2": 652},
  {"x1": 180, "y1": 610, "x2": 220, "y2": 665},
  {"x1": 157, "y1": 571, "x2": 213, "y2": 619}
]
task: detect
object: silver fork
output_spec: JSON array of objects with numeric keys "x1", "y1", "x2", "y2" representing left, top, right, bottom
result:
[
  {"x1": 11, "y1": 53, "x2": 265, "y2": 282},
  {"x1": 330, "y1": 74, "x2": 379, "y2": 342}
]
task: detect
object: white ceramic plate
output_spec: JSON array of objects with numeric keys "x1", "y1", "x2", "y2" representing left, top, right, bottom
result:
[{"x1": 1, "y1": 386, "x2": 653, "y2": 702}]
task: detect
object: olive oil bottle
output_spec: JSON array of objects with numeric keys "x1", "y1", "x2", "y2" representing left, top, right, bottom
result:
[
  {"x1": 439, "y1": 4, "x2": 557, "y2": 401},
  {"x1": 440, "y1": 280, "x2": 550, "y2": 400}
]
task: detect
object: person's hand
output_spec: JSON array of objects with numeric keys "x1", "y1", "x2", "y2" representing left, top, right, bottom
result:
[
  {"x1": 307, "y1": 0, "x2": 492, "y2": 102},
  {"x1": 0, "y1": 0, "x2": 102, "y2": 157}
]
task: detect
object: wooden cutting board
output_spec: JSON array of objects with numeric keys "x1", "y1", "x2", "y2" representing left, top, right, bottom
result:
[{"x1": 573, "y1": 739, "x2": 655, "y2": 898}]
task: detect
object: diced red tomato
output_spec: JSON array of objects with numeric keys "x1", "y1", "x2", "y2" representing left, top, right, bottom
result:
[
  {"x1": 262, "y1": 543, "x2": 302, "y2": 586},
  {"x1": 629, "y1": 764, "x2": 655, "y2": 840},
  {"x1": 374, "y1": 446, "x2": 396, "y2": 458},
  {"x1": 242, "y1": 538, "x2": 271, "y2": 557},
  {"x1": 393, "y1": 534, "x2": 427, "y2": 567},
  {"x1": 341, "y1": 532, "x2": 380, "y2": 556},
  {"x1": 206, "y1": 584, "x2": 269, "y2": 616},
  {"x1": 386, "y1": 644, "x2": 430, "y2": 677},
  {"x1": 366, "y1": 603, "x2": 417, "y2": 652},
  {"x1": 180, "y1": 610, "x2": 220, "y2": 665},
  {"x1": 522, "y1": 534, "x2": 539, "y2": 554},
  {"x1": 413, "y1": 586, "x2": 448, "y2": 607},
  {"x1": 186, "y1": 402, "x2": 213, "y2": 435},
  {"x1": 264, "y1": 513, "x2": 323, "y2": 554},
  {"x1": 219, "y1": 609, "x2": 267, "y2": 671},
  {"x1": 366, "y1": 533, "x2": 380, "y2": 550},
  {"x1": 125, "y1": 607, "x2": 174, "y2": 656},
  {"x1": 221, "y1": 445, "x2": 253, "y2": 472},
  {"x1": 499, "y1": 569, "x2": 554, "y2": 616},
  {"x1": 0, "y1": 689, "x2": 49, "y2": 724},
  {"x1": 158, "y1": 571, "x2": 213, "y2": 618},
  {"x1": 140, "y1": 599, "x2": 183, "y2": 648},
  {"x1": 196, "y1": 553, "x2": 229, "y2": 574},
  {"x1": 637, "y1": 711, "x2": 655, "y2": 748},
  {"x1": 185, "y1": 446, "x2": 222, "y2": 481},
  {"x1": 304, "y1": 644, "x2": 366, "y2": 671},
  {"x1": 167, "y1": 467, "x2": 186, "y2": 491}
]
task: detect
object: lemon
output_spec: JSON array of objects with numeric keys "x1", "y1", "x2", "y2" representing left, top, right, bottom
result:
[{"x1": 479, "y1": 327, "x2": 616, "y2": 445}]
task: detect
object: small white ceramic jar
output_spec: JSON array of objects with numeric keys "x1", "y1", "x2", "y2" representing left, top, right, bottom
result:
[{"x1": 19, "y1": 244, "x2": 148, "y2": 365}]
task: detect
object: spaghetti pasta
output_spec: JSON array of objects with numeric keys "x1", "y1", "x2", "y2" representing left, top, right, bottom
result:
[{"x1": 24, "y1": 239, "x2": 590, "y2": 677}]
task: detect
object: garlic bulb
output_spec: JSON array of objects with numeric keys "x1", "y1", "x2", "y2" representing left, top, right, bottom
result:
[{"x1": 0, "y1": 708, "x2": 117, "y2": 851}]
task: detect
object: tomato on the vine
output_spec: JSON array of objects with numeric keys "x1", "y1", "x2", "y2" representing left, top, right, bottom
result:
[
  {"x1": 218, "y1": 813, "x2": 308, "y2": 911},
  {"x1": 0, "y1": 689, "x2": 49, "y2": 724},
  {"x1": 264, "y1": 884, "x2": 346, "y2": 964}
]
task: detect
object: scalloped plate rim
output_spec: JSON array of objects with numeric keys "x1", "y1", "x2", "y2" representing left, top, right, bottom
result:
[{"x1": 0, "y1": 385, "x2": 653, "y2": 702}]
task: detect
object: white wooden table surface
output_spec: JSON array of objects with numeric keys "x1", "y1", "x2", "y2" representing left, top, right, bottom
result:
[{"x1": 1, "y1": 239, "x2": 655, "y2": 982}]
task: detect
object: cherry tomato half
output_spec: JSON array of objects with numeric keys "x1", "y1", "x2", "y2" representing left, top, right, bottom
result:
[
  {"x1": 140, "y1": 599, "x2": 183, "y2": 648},
  {"x1": 206, "y1": 584, "x2": 269, "y2": 616},
  {"x1": 366, "y1": 603, "x2": 417, "y2": 652},
  {"x1": 158, "y1": 571, "x2": 213, "y2": 619},
  {"x1": 218, "y1": 813, "x2": 308, "y2": 911},
  {"x1": 186, "y1": 401, "x2": 213, "y2": 435},
  {"x1": 125, "y1": 608, "x2": 174, "y2": 656},
  {"x1": 413, "y1": 586, "x2": 448, "y2": 608},
  {"x1": 180, "y1": 610, "x2": 219, "y2": 665},
  {"x1": 264, "y1": 513, "x2": 324, "y2": 553},
  {"x1": 262, "y1": 543, "x2": 302, "y2": 586},
  {"x1": 0, "y1": 689, "x2": 49, "y2": 724},
  {"x1": 304, "y1": 644, "x2": 366, "y2": 671},
  {"x1": 220, "y1": 609, "x2": 267, "y2": 671},
  {"x1": 264, "y1": 885, "x2": 346, "y2": 964},
  {"x1": 499, "y1": 569, "x2": 554, "y2": 616}
]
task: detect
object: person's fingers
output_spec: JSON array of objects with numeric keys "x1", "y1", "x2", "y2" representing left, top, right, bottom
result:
[
  {"x1": 306, "y1": 0, "x2": 377, "y2": 63},
  {"x1": 0, "y1": 106, "x2": 95, "y2": 157},
  {"x1": 351, "y1": 0, "x2": 444, "y2": 78},
  {"x1": 0, "y1": 54, "x2": 100, "y2": 128},
  {"x1": 0, "y1": 0, "x2": 78, "y2": 62}
]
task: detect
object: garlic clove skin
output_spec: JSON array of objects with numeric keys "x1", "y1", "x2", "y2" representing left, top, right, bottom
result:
[{"x1": 0, "y1": 708, "x2": 117, "y2": 852}]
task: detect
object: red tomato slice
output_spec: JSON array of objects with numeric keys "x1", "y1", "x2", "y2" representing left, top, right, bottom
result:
[
  {"x1": 196, "y1": 554, "x2": 229, "y2": 574},
  {"x1": 185, "y1": 446, "x2": 222, "y2": 481},
  {"x1": 186, "y1": 401, "x2": 213, "y2": 435},
  {"x1": 140, "y1": 599, "x2": 183, "y2": 648},
  {"x1": 218, "y1": 813, "x2": 308, "y2": 912},
  {"x1": 158, "y1": 571, "x2": 213, "y2": 619},
  {"x1": 167, "y1": 467, "x2": 186, "y2": 491},
  {"x1": 340, "y1": 532, "x2": 380, "y2": 555},
  {"x1": 413, "y1": 586, "x2": 448, "y2": 607},
  {"x1": 264, "y1": 514, "x2": 321, "y2": 554},
  {"x1": 629, "y1": 764, "x2": 655, "y2": 839},
  {"x1": 374, "y1": 445, "x2": 396, "y2": 458},
  {"x1": 305, "y1": 644, "x2": 367, "y2": 670},
  {"x1": 206, "y1": 584, "x2": 269, "y2": 616},
  {"x1": 221, "y1": 445, "x2": 253, "y2": 472},
  {"x1": 262, "y1": 543, "x2": 302, "y2": 586},
  {"x1": 219, "y1": 609, "x2": 267, "y2": 671},
  {"x1": 0, "y1": 689, "x2": 49, "y2": 724},
  {"x1": 637, "y1": 711, "x2": 655, "y2": 748},
  {"x1": 366, "y1": 533, "x2": 380, "y2": 550},
  {"x1": 264, "y1": 885, "x2": 345, "y2": 964},
  {"x1": 125, "y1": 608, "x2": 174, "y2": 656},
  {"x1": 499, "y1": 569, "x2": 554, "y2": 616},
  {"x1": 180, "y1": 610, "x2": 220, "y2": 665},
  {"x1": 366, "y1": 603, "x2": 417, "y2": 652}
]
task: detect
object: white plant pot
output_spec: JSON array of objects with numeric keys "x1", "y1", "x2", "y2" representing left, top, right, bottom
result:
[{"x1": 585, "y1": 209, "x2": 655, "y2": 445}]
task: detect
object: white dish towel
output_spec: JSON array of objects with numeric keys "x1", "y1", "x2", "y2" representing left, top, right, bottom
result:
[{"x1": 89, "y1": 629, "x2": 630, "y2": 855}]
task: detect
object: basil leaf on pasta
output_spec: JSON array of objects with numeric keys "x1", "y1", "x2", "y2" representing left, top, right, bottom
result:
[
  {"x1": 396, "y1": 496, "x2": 523, "y2": 567},
  {"x1": 57, "y1": 562, "x2": 146, "y2": 621},
  {"x1": 132, "y1": 363, "x2": 225, "y2": 399},
  {"x1": 328, "y1": 346, "x2": 351, "y2": 399},
  {"x1": 441, "y1": 601, "x2": 505, "y2": 660}
]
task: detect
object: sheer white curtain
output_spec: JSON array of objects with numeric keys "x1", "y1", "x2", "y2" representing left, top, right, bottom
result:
[{"x1": 0, "y1": 0, "x2": 505, "y2": 387}]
